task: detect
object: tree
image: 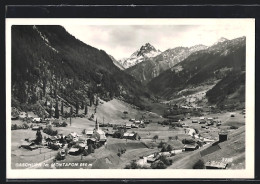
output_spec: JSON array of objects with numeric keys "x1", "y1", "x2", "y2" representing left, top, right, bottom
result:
[
  {"x1": 88, "y1": 144, "x2": 94, "y2": 154},
  {"x1": 123, "y1": 111, "x2": 128, "y2": 119},
  {"x1": 70, "y1": 106, "x2": 73, "y2": 126},
  {"x1": 151, "y1": 161, "x2": 167, "y2": 169},
  {"x1": 175, "y1": 135, "x2": 178, "y2": 140},
  {"x1": 35, "y1": 130, "x2": 42, "y2": 144},
  {"x1": 61, "y1": 101, "x2": 64, "y2": 115},
  {"x1": 153, "y1": 135, "x2": 159, "y2": 142},
  {"x1": 158, "y1": 141, "x2": 164, "y2": 148},
  {"x1": 166, "y1": 145, "x2": 173, "y2": 152},
  {"x1": 55, "y1": 100, "x2": 59, "y2": 119},
  {"x1": 159, "y1": 155, "x2": 172, "y2": 166},
  {"x1": 85, "y1": 105, "x2": 88, "y2": 115},
  {"x1": 161, "y1": 144, "x2": 167, "y2": 152},
  {"x1": 193, "y1": 159, "x2": 205, "y2": 169},
  {"x1": 76, "y1": 101, "x2": 79, "y2": 115},
  {"x1": 96, "y1": 98, "x2": 99, "y2": 106},
  {"x1": 126, "y1": 160, "x2": 139, "y2": 169},
  {"x1": 81, "y1": 101, "x2": 84, "y2": 109}
]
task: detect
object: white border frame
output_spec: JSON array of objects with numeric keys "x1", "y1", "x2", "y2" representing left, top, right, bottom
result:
[{"x1": 6, "y1": 18, "x2": 255, "y2": 179}]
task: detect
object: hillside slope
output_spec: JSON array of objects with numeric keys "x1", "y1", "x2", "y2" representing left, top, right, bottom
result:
[
  {"x1": 11, "y1": 25, "x2": 148, "y2": 116},
  {"x1": 147, "y1": 37, "x2": 246, "y2": 109}
]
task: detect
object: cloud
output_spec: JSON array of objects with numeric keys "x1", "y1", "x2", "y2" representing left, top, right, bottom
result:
[{"x1": 63, "y1": 24, "x2": 247, "y2": 60}]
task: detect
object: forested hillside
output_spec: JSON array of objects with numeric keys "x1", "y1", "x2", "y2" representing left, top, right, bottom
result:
[
  {"x1": 11, "y1": 25, "x2": 148, "y2": 117},
  {"x1": 147, "y1": 37, "x2": 246, "y2": 109}
]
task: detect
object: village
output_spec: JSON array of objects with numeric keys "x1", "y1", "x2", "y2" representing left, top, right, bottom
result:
[{"x1": 11, "y1": 98, "x2": 245, "y2": 170}]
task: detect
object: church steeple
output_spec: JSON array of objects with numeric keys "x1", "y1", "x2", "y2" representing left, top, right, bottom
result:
[{"x1": 95, "y1": 118, "x2": 99, "y2": 130}]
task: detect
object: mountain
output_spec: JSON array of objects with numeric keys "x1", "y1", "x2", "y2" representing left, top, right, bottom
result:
[
  {"x1": 147, "y1": 36, "x2": 246, "y2": 109},
  {"x1": 118, "y1": 43, "x2": 161, "y2": 69},
  {"x1": 213, "y1": 37, "x2": 229, "y2": 45},
  {"x1": 126, "y1": 44, "x2": 208, "y2": 83},
  {"x1": 11, "y1": 25, "x2": 149, "y2": 117},
  {"x1": 108, "y1": 55, "x2": 125, "y2": 70}
]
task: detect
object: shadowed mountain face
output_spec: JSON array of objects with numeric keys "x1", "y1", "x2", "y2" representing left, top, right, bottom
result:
[
  {"x1": 147, "y1": 37, "x2": 245, "y2": 109},
  {"x1": 11, "y1": 25, "x2": 148, "y2": 111}
]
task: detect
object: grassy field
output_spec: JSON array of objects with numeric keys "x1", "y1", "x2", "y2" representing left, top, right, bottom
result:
[
  {"x1": 11, "y1": 129, "x2": 58, "y2": 169},
  {"x1": 11, "y1": 99, "x2": 245, "y2": 169}
]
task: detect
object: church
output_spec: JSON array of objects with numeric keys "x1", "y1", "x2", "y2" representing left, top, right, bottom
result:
[{"x1": 92, "y1": 118, "x2": 107, "y2": 143}]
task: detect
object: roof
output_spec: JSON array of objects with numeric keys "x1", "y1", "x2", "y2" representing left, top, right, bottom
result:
[
  {"x1": 147, "y1": 157, "x2": 157, "y2": 162},
  {"x1": 123, "y1": 133, "x2": 135, "y2": 137},
  {"x1": 219, "y1": 130, "x2": 228, "y2": 135},
  {"x1": 205, "y1": 161, "x2": 227, "y2": 169},
  {"x1": 69, "y1": 148, "x2": 80, "y2": 153},
  {"x1": 184, "y1": 144, "x2": 198, "y2": 149},
  {"x1": 70, "y1": 132, "x2": 78, "y2": 137},
  {"x1": 78, "y1": 143, "x2": 87, "y2": 148},
  {"x1": 86, "y1": 131, "x2": 93, "y2": 135}
]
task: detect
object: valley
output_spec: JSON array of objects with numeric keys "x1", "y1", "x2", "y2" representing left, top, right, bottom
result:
[{"x1": 10, "y1": 25, "x2": 246, "y2": 170}]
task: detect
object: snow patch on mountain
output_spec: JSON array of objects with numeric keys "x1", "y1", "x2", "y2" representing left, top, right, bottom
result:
[
  {"x1": 119, "y1": 43, "x2": 161, "y2": 69},
  {"x1": 33, "y1": 25, "x2": 59, "y2": 53}
]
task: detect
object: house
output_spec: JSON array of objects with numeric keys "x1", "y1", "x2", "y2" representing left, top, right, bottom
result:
[
  {"x1": 207, "y1": 117, "x2": 213, "y2": 122},
  {"x1": 192, "y1": 120, "x2": 198, "y2": 123},
  {"x1": 46, "y1": 136, "x2": 58, "y2": 143},
  {"x1": 199, "y1": 117, "x2": 206, "y2": 124},
  {"x1": 129, "y1": 119, "x2": 135, "y2": 122},
  {"x1": 20, "y1": 141, "x2": 39, "y2": 151},
  {"x1": 219, "y1": 131, "x2": 228, "y2": 142},
  {"x1": 131, "y1": 124, "x2": 138, "y2": 128},
  {"x1": 33, "y1": 118, "x2": 42, "y2": 123},
  {"x1": 68, "y1": 147, "x2": 80, "y2": 155},
  {"x1": 11, "y1": 115, "x2": 19, "y2": 120},
  {"x1": 184, "y1": 144, "x2": 199, "y2": 151},
  {"x1": 126, "y1": 124, "x2": 132, "y2": 129},
  {"x1": 70, "y1": 132, "x2": 78, "y2": 138},
  {"x1": 86, "y1": 130, "x2": 93, "y2": 136},
  {"x1": 105, "y1": 130, "x2": 114, "y2": 137},
  {"x1": 187, "y1": 128, "x2": 196, "y2": 136},
  {"x1": 205, "y1": 161, "x2": 228, "y2": 169},
  {"x1": 32, "y1": 126, "x2": 42, "y2": 131},
  {"x1": 158, "y1": 151, "x2": 171, "y2": 157},
  {"x1": 78, "y1": 142, "x2": 87, "y2": 149},
  {"x1": 144, "y1": 120, "x2": 150, "y2": 124},
  {"x1": 87, "y1": 138, "x2": 97, "y2": 145},
  {"x1": 92, "y1": 119, "x2": 107, "y2": 143},
  {"x1": 123, "y1": 132, "x2": 135, "y2": 140},
  {"x1": 147, "y1": 157, "x2": 158, "y2": 163},
  {"x1": 134, "y1": 120, "x2": 141, "y2": 124}
]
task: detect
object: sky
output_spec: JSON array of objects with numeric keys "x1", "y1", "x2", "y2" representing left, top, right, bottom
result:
[{"x1": 63, "y1": 24, "x2": 247, "y2": 60}]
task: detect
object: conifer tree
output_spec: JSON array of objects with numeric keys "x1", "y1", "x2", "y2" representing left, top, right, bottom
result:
[
  {"x1": 61, "y1": 101, "x2": 64, "y2": 115},
  {"x1": 76, "y1": 101, "x2": 79, "y2": 114},
  {"x1": 55, "y1": 100, "x2": 59, "y2": 119},
  {"x1": 85, "y1": 105, "x2": 88, "y2": 115}
]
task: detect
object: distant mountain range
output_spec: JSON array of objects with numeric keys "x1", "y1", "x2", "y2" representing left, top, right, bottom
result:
[
  {"x1": 125, "y1": 44, "x2": 208, "y2": 83},
  {"x1": 147, "y1": 36, "x2": 246, "y2": 109},
  {"x1": 11, "y1": 25, "x2": 246, "y2": 114}
]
